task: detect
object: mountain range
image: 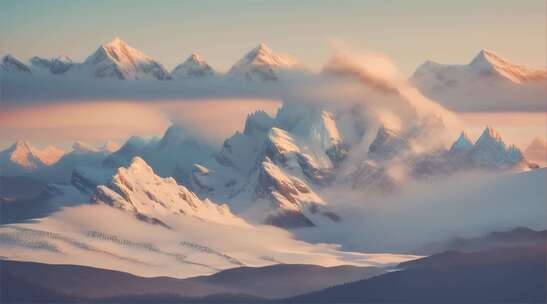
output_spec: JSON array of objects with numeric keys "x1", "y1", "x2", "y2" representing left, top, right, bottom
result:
[
  {"x1": 0, "y1": 156, "x2": 418, "y2": 278},
  {"x1": 1, "y1": 104, "x2": 539, "y2": 229},
  {"x1": 1, "y1": 38, "x2": 301, "y2": 81}
]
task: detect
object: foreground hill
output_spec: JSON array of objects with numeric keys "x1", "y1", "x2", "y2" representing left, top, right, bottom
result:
[
  {"x1": 287, "y1": 243, "x2": 546, "y2": 303},
  {"x1": 1, "y1": 260, "x2": 383, "y2": 302}
]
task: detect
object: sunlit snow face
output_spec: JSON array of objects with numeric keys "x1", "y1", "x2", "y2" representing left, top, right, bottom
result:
[{"x1": 0, "y1": 203, "x2": 419, "y2": 278}]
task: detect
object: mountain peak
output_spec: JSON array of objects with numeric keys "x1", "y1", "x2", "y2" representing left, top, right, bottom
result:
[
  {"x1": 449, "y1": 131, "x2": 473, "y2": 152},
  {"x1": 93, "y1": 156, "x2": 246, "y2": 227},
  {"x1": 524, "y1": 137, "x2": 546, "y2": 164},
  {"x1": 83, "y1": 38, "x2": 170, "y2": 80},
  {"x1": 478, "y1": 126, "x2": 502, "y2": 142},
  {"x1": 244, "y1": 43, "x2": 296, "y2": 67},
  {"x1": 72, "y1": 141, "x2": 98, "y2": 153},
  {"x1": 470, "y1": 49, "x2": 507, "y2": 68},
  {"x1": 126, "y1": 156, "x2": 152, "y2": 172},
  {"x1": 529, "y1": 137, "x2": 546, "y2": 148},
  {"x1": 252, "y1": 42, "x2": 272, "y2": 54},
  {"x1": 187, "y1": 52, "x2": 204, "y2": 62},
  {"x1": 1, "y1": 54, "x2": 31, "y2": 73},
  {"x1": 172, "y1": 53, "x2": 215, "y2": 79},
  {"x1": 54, "y1": 54, "x2": 73, "y2": 62},
  {"x1": 3, "y1": 140, "x2": 44, "y2": 169},
  {"x1": 228, "y1": 43, "x2": 298, "y2": 81},
  {"x1": 104, "y1": 37, "x2": 127, "y2": 48},
  {"x1": 469, "y1": 49, "x2": 547, "y2": 83},
  {"x1": 12, "y1": 139, "x2": 33, "y2": 150}
]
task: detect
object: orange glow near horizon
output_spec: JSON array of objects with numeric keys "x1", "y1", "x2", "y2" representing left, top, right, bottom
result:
[{"x1": 0, "y1": 99, "x2": 281, "y2": 149}]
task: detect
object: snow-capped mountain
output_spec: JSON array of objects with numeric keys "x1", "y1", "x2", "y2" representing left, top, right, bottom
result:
[
  {"x1": 171, "y1": 53, "x2": 215, "y2": 79},
  {"x1": 0, "y1": 141, "x2": 64, "y2": 174},
  {"x1": 104, "y1": 125, "x2": 216, "y2": 183},
  {"x1": 79, "y1": 37, "x2": 170, "y2": 80},
  {"x1": 524, "y1": 137, "x2": 546, "y2": 166},
  {"x1": 449, "y1": 131, "x2": 473, "y2": 155},
  {"x1": 92, "y1": 157, "x2": 246, "y2": 227},
  {"x1": 468, "y1": 49, "x2": 547, "y2": 84},
  {"x1": 368, "y1": 125, "x2": 410, "y2": 161},
  {"x1": 30, "y1": 55, "x2": 74, "y2": 74},
  {"x1": 227, "y1": 43, "x2": 299, "y2": 81},
  {"x1": 1, "y1": 55, "x2": 31, "y2": 73},
  {"x1": 440, "y1": 127, "x2": 533, "y2": 171},
  {"x1": 187, "y1": 104, "x2": 357, "y2": 228},
  {"x1": 343, "y1": 126, "x2": 535, "y2": 193},
  {"x1": 410, "y1": 49, "x2": 547, "y2": 112},
  {"x1": 0, "y1": 192, "x2": 416, "y2": 280},
  {"x1": 469, "y1": 127, "x2": 526, "y2": 169},
  {"x1": 72, "y1": 141, "x2": 101, "y2": 154}
]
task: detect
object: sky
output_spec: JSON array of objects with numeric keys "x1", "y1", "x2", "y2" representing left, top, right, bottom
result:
[{"x1": 0, "y1": 0, "x2": 544, "y2": 75}]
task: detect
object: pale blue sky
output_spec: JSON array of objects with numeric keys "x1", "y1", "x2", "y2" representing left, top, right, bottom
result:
[{"x1": 0, "y1": 0, "x2": 544, "y2": 75}]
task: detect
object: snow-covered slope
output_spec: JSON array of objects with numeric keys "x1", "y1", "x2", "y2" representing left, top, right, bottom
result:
[
  {"x1": 0, "y1": 159, "x2": 418, "y2": 279},
  {"x1": 30, "y1": 55, "x2": 74, "y2": 74},
  {"x1": 171, "y1": 53, "x2": 215, "y2": 79},
  {"x1": 1, "y1": 55, "x2": 31, "y2": 73},
  {"x1": 468, "y1": 127, "x2": 526, "y2": 169},
  {"x1": 449, "y1": 131, "x2": 473, "y2": 155},
  {"x1": 342, "y1": 125, "x2": 535, "y2": 195},
  {"x1": 79, "y1": 37, "x2": 170, "y2": 80},
  {"x1": 0, "y1": 141, "x2": 65, "y2": 175},
  {"x1": 92, "y1": 157, "x2": 246, "y2": 227},
  {"x1": 468, "y1": 49, "x2": 547, "y2": 84},
  {"x1": 524, "y1": 137, "x2": 546, "y2": 166},
  {"x1": 103, "y1": 126, "x2": 216, "y2": 183},
  {"x1": 188, "y1": 104, "x2": 357, "y2": 228},
  {"x1": 410, "y1": 49, "x2": 547, "y2": 112},
  {"x1": 227, "y1": 43, "x2": 299, "y2": 81}
]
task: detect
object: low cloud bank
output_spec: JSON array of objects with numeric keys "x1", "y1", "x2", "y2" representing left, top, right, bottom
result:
[{"x1": 296, "y1": 168, "x2": 547, "y2": 253}]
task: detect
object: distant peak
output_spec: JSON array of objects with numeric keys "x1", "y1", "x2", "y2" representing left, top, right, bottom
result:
[
  {"x1": 3, "y1": 54, "x2": 16, "y2": 61},
  {"x1": 450, "y1": 131, "x2": 473, "y2": 152},
  {"x1": 127, "y1": 156, "x2": 152, "y2": 172},
  {"x1": 470, "y1": 49, "x2": 503, "y2": 66},
  {"x1": 481, "y1": 126, "x2": 502, "y2": 140},
  {"x1": 101, "y1": 37, "x2": 132, "y2": 52},
  {"x1": 255, "y1": 42, "x2": 270, "y2": 52},
  {"x1": 107, "y1": 37, "x2": 125, "y2": 45},
  {"x1": 458, "y1": 131, "x2": 472, "y2": 141},
  {"x1": 53, "y1": 54, "x2": 73, "y2": 62},
  {"x1": 12, "y1": 139, "x2": 33, "y2": 150},
  {"x1": 530, "y1": 137, "x2": 546, "y2": 146},
  {"x1": 72, "y1": 141, "x2": 97, "y2": 153},
  {"x1": 189, "y1": 52, "x2": 201, "y2": 60},
  {"x1": 247, "y1": 43, "x2": 276, "y2": 59},
  {"x1": 186, "y1": 53, "x2": 205, "y2": 64}
]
